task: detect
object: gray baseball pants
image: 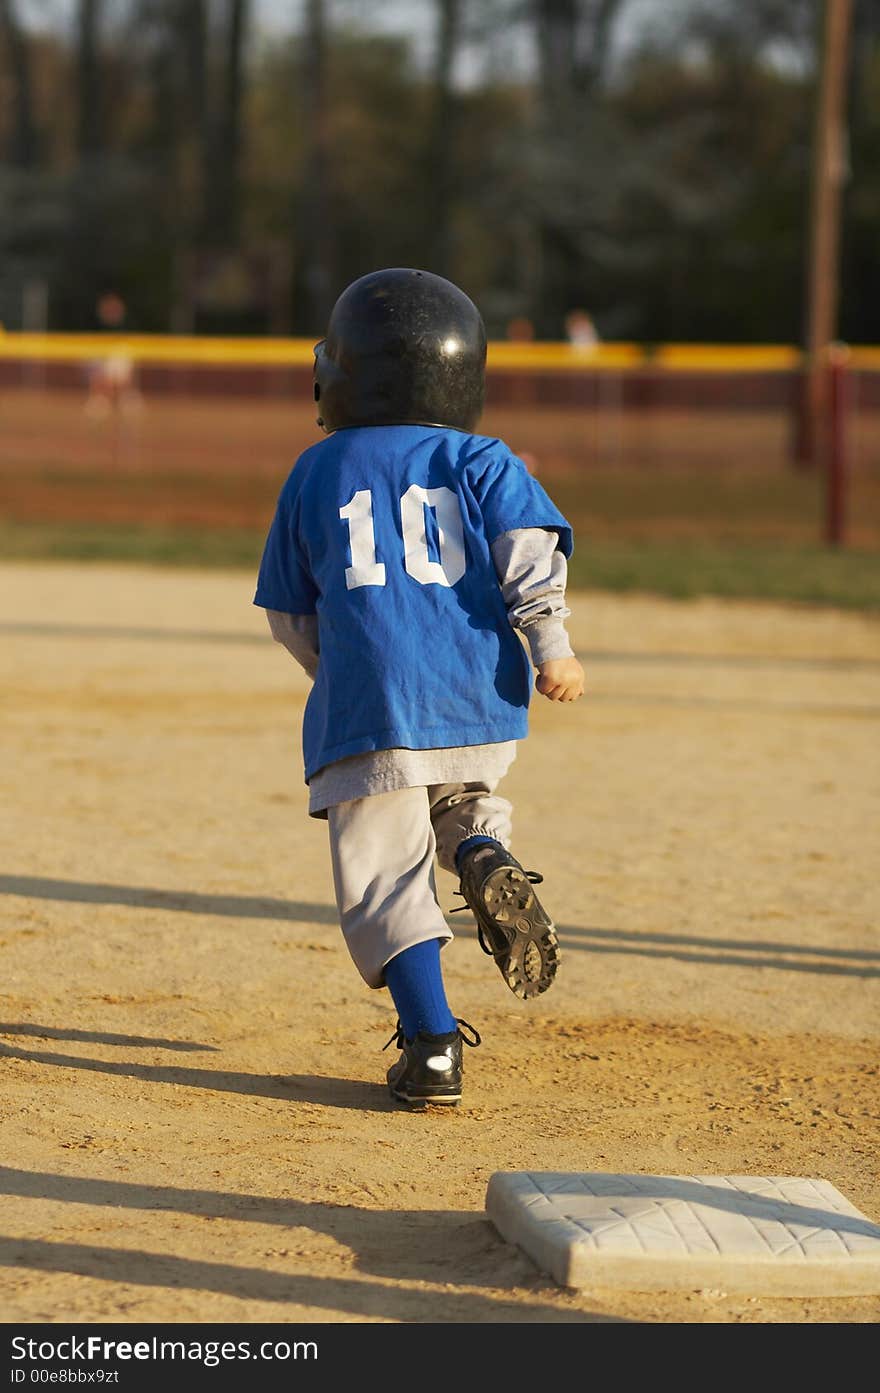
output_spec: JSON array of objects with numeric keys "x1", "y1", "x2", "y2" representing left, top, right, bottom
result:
[{"x1": 326, "y1": 781, "x2": 513, "y2": 988}]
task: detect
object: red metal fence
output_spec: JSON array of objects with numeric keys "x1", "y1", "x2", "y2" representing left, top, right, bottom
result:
[{"x1": 1, "y1": 335, "x2": 878, "y2": 547}]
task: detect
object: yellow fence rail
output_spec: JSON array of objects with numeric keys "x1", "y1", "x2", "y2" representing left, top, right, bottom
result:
[{"x1": 1, "y1": 331, "x2": 879, "y2": 373}]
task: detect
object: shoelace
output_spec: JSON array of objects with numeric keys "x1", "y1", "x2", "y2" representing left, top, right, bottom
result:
[
  {"x1": 450, "y1": 868, "x2": 544, "y2": 912},
  {"x1": 382, "y1": 1018, "x2": 482, "y2": 1051},
  {"x1": 451, "y1": 869, "x2": 545, "y2": 957}
]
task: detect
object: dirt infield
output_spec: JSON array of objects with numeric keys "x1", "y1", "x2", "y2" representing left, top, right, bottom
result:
[{"x1": 1, "y1": 561, "x2": 878, "y2": 1326}]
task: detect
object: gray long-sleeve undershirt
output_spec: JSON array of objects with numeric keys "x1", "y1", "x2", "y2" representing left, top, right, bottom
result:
[
  {"x1": 263, "y1": 526, "x2": 574, "y2": 815},
  {"x1": 489, "y1": 527, "x2": 573, "y2": 666}
]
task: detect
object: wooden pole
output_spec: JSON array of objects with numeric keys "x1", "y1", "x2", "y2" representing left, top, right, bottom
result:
[{"x1": 795, "y1": 0, "x2": 852, "y2": 470}]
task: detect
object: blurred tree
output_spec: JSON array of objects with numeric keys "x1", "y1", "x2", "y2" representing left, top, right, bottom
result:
[
  {"x1": 534, "y1": 0, "x2": 619, "y2": 106},
  {"x1": 202, "y1": 0, "x2": 250, "y2": 248},
  {"x1": 605, "y1": 33, "x2": 812, "y2": 342},
  {"x1": 423, "y1": 0, "x2": 462, "y2": 277},
  {"x1": 841, "y1": 0, "x2": 880, "y2": 344},
  {"x1": 309, "y1": 33, "x2": 437, "y2": 295},
  {"x1": 0, "y1": 0, "x2": 36, "y2": 166},
  {"x1": 140, "y1": 0, "x2": 256, "y2": 331},
  {"x1": 134, "y1": 0, "x2": 211, "y2": 331},
  {"x1": 290, "y1": 0, "x2": 333, "y2": 334},
  {"x1": 77, "y1": 0, "x2": 103, "y2": 158},
  {"x1": 2, "y1": 0, "x2": 880, "y2": 344},
  {"x1": 163, "y1": 0, "x2": 210, "y2": 330},
  {"x1": 528, "y1": 0, "x2": 625, "y2": 336}
]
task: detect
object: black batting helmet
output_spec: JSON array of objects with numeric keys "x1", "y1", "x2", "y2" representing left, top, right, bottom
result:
[{"x1": 313, "y1": 267, "x2": 487, "y2": 434}]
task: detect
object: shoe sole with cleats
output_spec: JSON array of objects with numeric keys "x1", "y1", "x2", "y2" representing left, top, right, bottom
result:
[{"x1": 473, "y1": 864, "x2": 560, "y2": 1000}]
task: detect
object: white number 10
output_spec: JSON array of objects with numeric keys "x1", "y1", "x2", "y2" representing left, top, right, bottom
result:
[{"x1": 339, "y1": 484, "x2": 466, "y2": 590}]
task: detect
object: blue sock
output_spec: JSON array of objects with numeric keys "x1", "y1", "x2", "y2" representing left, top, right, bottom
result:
[
  {"x1": 454, "y1": 834, "x2": 498, "y2": 871},
  {"x1": 383, "y1": 939, "x2": 457, "y2": 1042}
]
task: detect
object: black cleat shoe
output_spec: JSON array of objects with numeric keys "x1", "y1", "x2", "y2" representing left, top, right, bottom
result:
[
  {"x1": 383, "y1": 1019, "x2": 481, "y2": 1108},
  {"x1": 454, "y1": 841, "x2": 560, "y2": 1000}
]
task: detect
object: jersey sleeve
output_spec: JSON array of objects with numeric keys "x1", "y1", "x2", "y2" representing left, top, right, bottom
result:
[
  {"x1": 468, "y1": 446, "x2": 573, "y2": 557},
  {"x1": 253, "y1": 485, "x2": 319, "y2": 615}
]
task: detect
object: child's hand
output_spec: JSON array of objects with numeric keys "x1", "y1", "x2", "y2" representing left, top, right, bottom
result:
[{"x1": 535, "y1": 656, "x2": 585, "y2": 703}]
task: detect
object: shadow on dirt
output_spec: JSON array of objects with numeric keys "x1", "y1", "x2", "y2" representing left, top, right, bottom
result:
[
  {"x1": 0, "y1": 1167, "x2": 626, "y2": 1321},
  {"x1": 0, "y1": 875, "x2": 340, "y2": 925},
  {"x1": 0, "y1": 1037, "x2": 389, "y2": 1111},
  {"x1": 3, "y1": 875, "x2": 877, "y2": 978},
  {"x1": 0, "y1": 1021, "x2": 217, "y2": 1051}
]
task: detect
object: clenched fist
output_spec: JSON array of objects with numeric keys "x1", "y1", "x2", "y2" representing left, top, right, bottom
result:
[{"x1": 535, "y1": 656, "x2": 585, "y2": 703}]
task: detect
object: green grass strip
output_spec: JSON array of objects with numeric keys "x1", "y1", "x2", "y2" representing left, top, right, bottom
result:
[
  {"x1": 566, "y1": 539, "x2": 880, "y2": 610},
  {"x1": 2, "y1": 519, "x2": 879, "y2": 611},
  {"x1": 0, "y1": 520, "x2": 267, "y2": 570}
]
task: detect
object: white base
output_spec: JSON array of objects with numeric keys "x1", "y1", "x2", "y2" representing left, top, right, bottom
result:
[{"x1": 485, "y1": 1172, "x2": 880, "y2": 1295}]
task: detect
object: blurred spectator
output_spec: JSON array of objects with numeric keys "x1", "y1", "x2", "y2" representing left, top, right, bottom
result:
[
  {"x1": 506, "y1": 315, "x2": 535, "y2": 342},
  {"x1": 505, "y1": 314, "x2": 538, "y2": 406},
  {"x1": 517, "y1": 449, "x2": 540, "y2": 476},
  {"x1": 565, "y1": 308, "x2": 599, "y2": 349},
  {"x1": 96, "y1": 291, "x2": 128, "y2": 330},
  {"x1": 85, "y1": 290, "x2": 140, "y2": 421}
]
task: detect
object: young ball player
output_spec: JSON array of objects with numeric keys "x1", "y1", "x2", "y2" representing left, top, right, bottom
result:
[{"x1": 254, "y1": 268, "x2": 585, "y2": 1108}]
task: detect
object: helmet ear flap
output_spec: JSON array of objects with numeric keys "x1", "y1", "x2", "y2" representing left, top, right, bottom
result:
[
  {"x1": 313, "y1": 338, "x2": 347, "y2": 433},
  {"x1": 312, "y1": 339, "x2": 328, "y2": 430}
]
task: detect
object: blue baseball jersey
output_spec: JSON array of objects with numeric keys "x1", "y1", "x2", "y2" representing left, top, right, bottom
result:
[{"x1": 254, "y1": 424, "x2": 573, "y2": 782}]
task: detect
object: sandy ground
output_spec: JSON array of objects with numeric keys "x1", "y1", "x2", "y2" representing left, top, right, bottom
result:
[{"x1": 0, "y1": 561, "x2": 878, "y2": 1328}]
